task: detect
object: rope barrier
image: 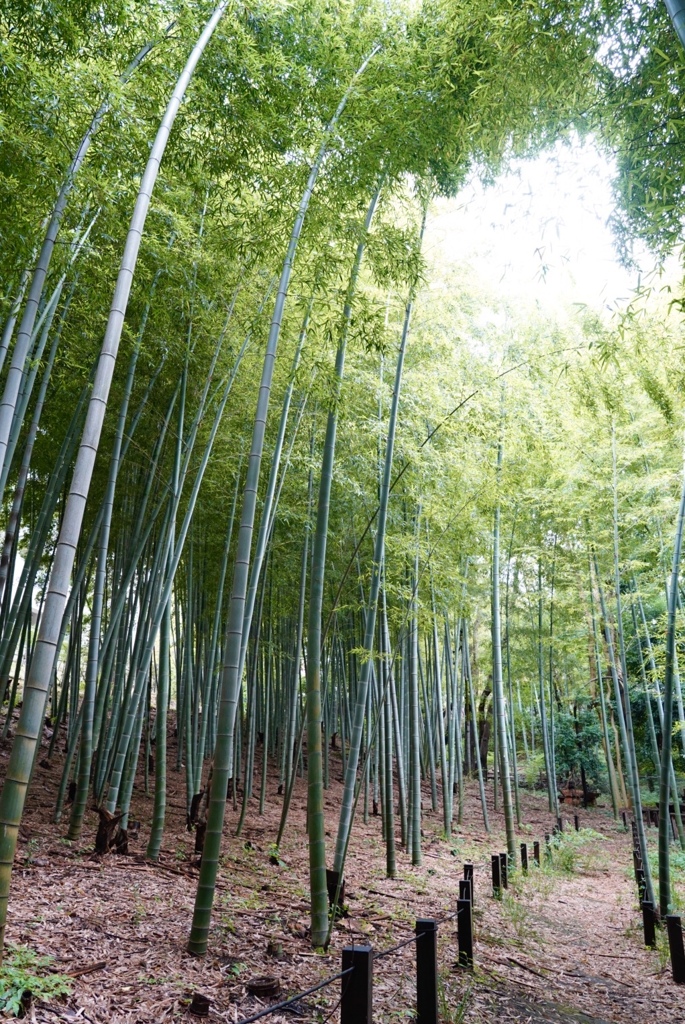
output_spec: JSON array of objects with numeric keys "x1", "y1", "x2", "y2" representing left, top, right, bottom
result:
[
  {"x1": 234, "y1": 966, "x2": 354, "y2": 1024},
  {"x1": 372, "y1": 904, "x2": 465, "y2": 962},
  {"x1": 435, "y1": 905, "x2": 463, "y2": 925},
  {"x1": 374, "y1": 930, "x2": 422, "y2": 961},
  {"x1": 232, "y1": 868, "x2": 474, "y2": 1019},
  {"x1": 232, "y1": 902, "x2": 465, "y2": 1021},
  {"x1": 320, "y1": 965, "x2": 354, "y2": 1024}
]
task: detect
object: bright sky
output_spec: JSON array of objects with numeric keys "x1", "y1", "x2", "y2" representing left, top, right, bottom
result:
[{"x1": 425, "y1": 140, "x2": 650, "y2": 315}]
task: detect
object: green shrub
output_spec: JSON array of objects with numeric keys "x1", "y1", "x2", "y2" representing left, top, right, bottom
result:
[
  {"x1": 547, "y1": 827, "x2": 607, "y2": 874},
  {"x1": 523, "y1": 752, "x2": 545, "y2": 789},
  {"x1": 0, "y1": 945, "x2": 72, "y2": 1017}
]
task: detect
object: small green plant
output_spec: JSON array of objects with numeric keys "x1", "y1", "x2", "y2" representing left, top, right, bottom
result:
[
  {"x1": 267, "y1": 843, "x2": 287, "y2": 867},
  {"x1": 131, "y1": 901, "x2": 146, "y2": 926},
  {"x1": 525, "y1": 862, "x2": 555, "y2": 898},
  {"x1": 547, "y1": 828, "x2": 606, "y2": 874},
  {"x1": 523, "y1": 752, "x2": 546, "y2": 789},
  {"x1": 647, "y1": 844, "x2": 685, "y2": 913},
  {"x1": 655, "y1": 927, "x2": 672, "y2": 972},
  {"x1": 500, "y1": 891, "x2": 533, "y2": 940},
  {"x1": 25, "y1": 839, "x2": 39, "y2": 864},
  {"x1": 438, "y1": 969, "x2": 470, "y2": 1024},
  {"x1": 0, "y1": 945, "x2": 72, "y2": 1016},
  {"x1": 235, "y1": 891, "x2": 263, "y2": 911}
]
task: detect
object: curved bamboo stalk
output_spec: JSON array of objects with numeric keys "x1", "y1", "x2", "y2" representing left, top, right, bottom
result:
[
  {"x1": 67, "y1": 334, "x2": 142, "y2": 839},
  {"x1": 0, "y1": 279, "x2": 75, "y2": 607},
  {"x1": 0, "y1": 31, "x2": 166, "y2": 495},
  {"x1": 588, "y1": 559, "x2": 620, "y2": 818},
  {"x1": 0, "y1": 2, "x2": 229, "y2": 959},
  {"x1": 188, "y1": 46, "x2": 380, "y2": 957},
  {"x1": 332, "y1": 202, "x2": 423, "y2": 877},
  {"x1": 307, "y1": 185, "x2": 382, "y2": 941},
  {"x1": 610, "y1": 426, "x2": 654, "y2": 905},
  {"x1": 658, "y1": 451, "x2": 685, "y2": 916},
  {"x1": 492, "y1": 432, "x2": 517, "y2": 869}
]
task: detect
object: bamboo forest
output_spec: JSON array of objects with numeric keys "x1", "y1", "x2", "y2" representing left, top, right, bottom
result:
[{"x1": 6, "y1": 0, "x2": 685, "y2": 1021}]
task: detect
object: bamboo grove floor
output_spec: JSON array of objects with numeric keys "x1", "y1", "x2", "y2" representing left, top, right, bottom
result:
[{"x1": 0, "y1": 723, "x2": 681, "y2": 1024}]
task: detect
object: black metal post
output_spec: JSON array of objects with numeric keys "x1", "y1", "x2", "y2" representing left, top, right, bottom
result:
[
  {"x1": 463, "y1": 863, "x2": 474, "y2": 906},
  {"x1": 533, "y1": 840, "x2": 540, "y2": 866},
  {"x1": 341, "y1": 945, "x2": 373, "y2": 1024},
  {"x1": 556, "y1": 815, "x2": 563, "y2": 834},
  {"x1": 621, "y1": 810, "x2": 628, "y2": 830},
  {"x1": 641, "y1": 901, "x2": 656, "y2": 949},
  {"x1": 636, "y1": 866, "x2": 645, "y2": 903},
  {"x1": 459, "y1": 878, "x2": 471, "y2": 903},
  {"x1": 574, "y1": 814, "x2": 579, "y2": 832},
  {"x1": 544, "y1": 833, "x2": 552, "y2": 862},
  {"x1": 520, "y1": 842, "x2": 528, "y2": 874},
  {"x1": 667, "y1": 915, "x2": 685, "y2": 984},
  {"x1": 457, "y1": 898, "x2": 473, "y2": 969},
  {"x1": 491, "y1": 853, "x2": 501, "y2": 898},
  {"x1": 416, "y1": 919, "x2": 439, "y2": 1024}
]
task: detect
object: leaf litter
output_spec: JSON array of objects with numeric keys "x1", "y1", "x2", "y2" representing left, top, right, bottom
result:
[{"x1": 0, "y1": 736, "x2": 681, "y2": 1024}]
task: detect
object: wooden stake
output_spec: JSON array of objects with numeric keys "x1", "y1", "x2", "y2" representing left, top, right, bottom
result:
[
  {"x1": 491, "y1": 854, "x2": 501, "y2": 898},
  {"x1": 457, "y1": 898, "x2": 473, "y2": 969},
  {"x1": 666, "y1": 915, "x2": 685, "y2": 984},
  {"x1": 415, "y1": 919, "x2": 438, "y2": 1024},
  {"x1": 341, "y1": 945, "x2": 373, "y2": 1024},
  {"x1": 641, "y1": 901, "x2": 656, "y2": 949},
  {"x1": 463, "y1": 863, "x2": 474, "y2": 906}
]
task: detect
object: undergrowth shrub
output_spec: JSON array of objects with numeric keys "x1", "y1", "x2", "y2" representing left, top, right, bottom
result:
[
  {"x1": 647, "y1": 845, "x2": 685, "y2": 914},
  {"x1": 0, "y1": 945, "x2": 72, "y2": 1017},
  {"x1": 547, "y1": 827, "x2": 606, "y2": 874}
]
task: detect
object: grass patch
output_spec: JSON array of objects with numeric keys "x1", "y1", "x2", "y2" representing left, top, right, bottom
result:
[
  {"x1": 646, "y1": 843, "x2": 685, "y2": 914},
  {"x1": 499, "y1": 889, "x2": 537, "y2": 941},
  {"x1": 438, "y1": 969, "x2": 471, "y2": 1024},
  {"x1": 546, "y1": 828, "x2": 607, "y2": 874}
]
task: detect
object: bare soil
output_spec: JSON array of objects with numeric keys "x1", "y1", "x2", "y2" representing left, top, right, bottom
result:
[{"x1": 0, "y1": 729, "x2": 680, "y2": 1024}]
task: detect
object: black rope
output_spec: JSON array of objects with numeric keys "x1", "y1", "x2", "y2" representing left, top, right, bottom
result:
[
  {"x1": 321, "y1": 963, "x2": 354, "y2": 1023},
  {"x1": 374, "y1": 930, "x2": 422, "y2": 960},
  {"x1": 374, "y1": 904, "x2": 466, "y2": 962},
  {"x1": 435, "y1": 905, "x2": 464, "y2": 925},
  {"x1": 233, "y1": 900, "x2": 471, "y2": 1019},
  {"x1": 234, "y1": 967, "x2": 354, "y2": 1024}
]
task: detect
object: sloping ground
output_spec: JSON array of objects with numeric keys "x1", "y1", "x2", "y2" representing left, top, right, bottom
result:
[{"x1": 0, "y1": 731, "x2": 680, "y2": 1023}]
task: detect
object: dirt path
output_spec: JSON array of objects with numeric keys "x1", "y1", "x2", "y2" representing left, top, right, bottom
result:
[
  {"x1": 1, "y1": 738, "x2": 681, "y2": 1023},
  {"x1": 467, "y1": 846, "x2": 676, "y2": 1024}
]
